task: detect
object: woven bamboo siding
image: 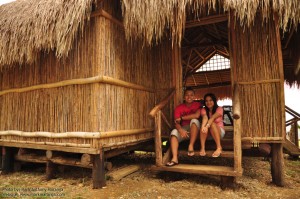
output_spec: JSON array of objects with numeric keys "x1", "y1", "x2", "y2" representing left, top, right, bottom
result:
[
  {"x1": 230, "y1": 13, "x2": 285, "y2": 139},
  {"x1": 0, "y1": 0, "x2": 173, "y2": 148},
  {"x1": 151, "y1": 40, "x2": 173, "y2": 136}
]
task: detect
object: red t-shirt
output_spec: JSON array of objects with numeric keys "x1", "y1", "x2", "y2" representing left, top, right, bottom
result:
[{"x1": 174, "y1": 101, "x2": 202, "y2": 126}]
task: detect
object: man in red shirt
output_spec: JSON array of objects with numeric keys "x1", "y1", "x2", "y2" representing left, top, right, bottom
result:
[{"x1": 166, "y1": 87, "x2": 202, "y2": 166}]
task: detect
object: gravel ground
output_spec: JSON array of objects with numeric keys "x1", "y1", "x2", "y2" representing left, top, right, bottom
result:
[{"x1": 0, "y1": 153, "x2": 299, "y2": 199}]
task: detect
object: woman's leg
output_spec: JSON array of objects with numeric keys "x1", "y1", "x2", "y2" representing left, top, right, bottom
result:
[
  {"x1": 200, "y1": 131, "x2": 208, "y2": 156},
  {"x1": 210, "y1": 123, "x2": 222, "y2": 156}
]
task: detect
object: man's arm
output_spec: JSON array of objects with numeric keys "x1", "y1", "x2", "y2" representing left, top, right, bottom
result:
[{"x1": 174, "y1": 119, "x2": 189, "y2": 139}]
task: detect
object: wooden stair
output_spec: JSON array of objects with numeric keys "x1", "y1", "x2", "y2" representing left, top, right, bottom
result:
[
  {"x1": 152, "y1": 164, "x2": 242, "y2": 177},
  {"x1": 149, "y1": 87, "x2": 243, "y2": 182},
  {"x1": 283, "y1": 139, "x2": 300, "y2": 156},
  {"x1": 178, "y1": 150, "x2": 234, "y2": 158}
]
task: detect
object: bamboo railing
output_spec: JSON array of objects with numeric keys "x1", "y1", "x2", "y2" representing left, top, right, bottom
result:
[
  {"x1": 233, "y1": 84, "x2": 242, "y2": 174},
  {"x1": 285, "y1": 106, "x2": 300, "y2": 148},
  {"x1": 149, "y1": 89, "x2": 175, "y2": 166}
]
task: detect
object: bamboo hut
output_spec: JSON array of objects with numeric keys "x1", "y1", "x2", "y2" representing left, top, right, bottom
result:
[{"x1": 0, "y1": 0, "x2": 299, "y2": 188}]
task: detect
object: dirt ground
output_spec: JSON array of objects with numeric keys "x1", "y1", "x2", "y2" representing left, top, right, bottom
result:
[{"x1": 0, "y1": 153, "x2": 299, "y2": 199}]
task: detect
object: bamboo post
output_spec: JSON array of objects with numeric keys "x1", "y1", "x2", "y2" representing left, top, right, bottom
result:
[
  {"x1": 271, "y1": 144, "x2": 285, "y2": 186},
  {"x1": 92, "y1": 149, "x2": 106, "y2": 189},
  {"x1": 233, "y1": 84, "x2": 242, "y2": 174},
  {"x1": 155, "y1": 111, "x2": 163, "y2": 166}
]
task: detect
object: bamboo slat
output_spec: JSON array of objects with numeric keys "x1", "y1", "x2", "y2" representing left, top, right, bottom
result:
[
  {"x1": 91, "y1": 9, "x2": 123, "y2": 27},
  {"x1": 0, "y1": 75, "x2": 155, "y2": 96},
  {"x1": 0, "y1": 131, "x2": 100, "y2": 138},
  {"x1": 0, "y1": 139, "x2": 91, "y2": 147},
  {"x1": 99, "y1": 128, "x2": 154, "y2": 138},
  {"x1": 237, "y1": 79, "x2": 280, "y2": 85}
]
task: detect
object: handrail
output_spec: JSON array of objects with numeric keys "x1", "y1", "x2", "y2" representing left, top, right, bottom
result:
[
  {"x1": 285, "y1": 105, "x2": 300, "y2": 118},
  {"x1": 149, "y1": 89, "x2": 175, "y2": 118}
]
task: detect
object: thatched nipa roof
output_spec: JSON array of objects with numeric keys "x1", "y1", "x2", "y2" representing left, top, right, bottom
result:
[
  {"x1": 122, "y1": 0, "x2": 300, "y2": 46},
  {"x1": 0, "y1": 0, "x2": 94, "y2": 68}
]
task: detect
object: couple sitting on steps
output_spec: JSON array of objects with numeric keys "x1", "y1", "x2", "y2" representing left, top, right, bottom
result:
[{"x1": 166, "y1": 87, "x2": 225, "y2": 167}]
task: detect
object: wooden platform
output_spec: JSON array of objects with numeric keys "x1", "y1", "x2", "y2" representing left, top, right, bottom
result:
[{"x1": 152, "y1": 164, "x2": 242, "y2": 177}]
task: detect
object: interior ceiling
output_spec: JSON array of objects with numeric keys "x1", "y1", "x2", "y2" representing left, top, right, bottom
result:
[{"x1": 182, "y1": 13, "x2": 297, "y2": 90}]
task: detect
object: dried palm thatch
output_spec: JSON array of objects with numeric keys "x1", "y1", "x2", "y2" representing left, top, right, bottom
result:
[
  {"x1": 0, "y1": 0, "x2": 94, "y2": 69},
  {"x1": 122, "y1": 0, "x2": 300, "y2": 46}
]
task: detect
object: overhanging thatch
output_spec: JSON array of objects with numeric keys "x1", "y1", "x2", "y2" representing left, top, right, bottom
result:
[
  {"x1": 0, "y1": 0, "x2": 94, "y2": 69},
  {"x1": 122, "y1": 0, "x2": 300, "y2": 46}
]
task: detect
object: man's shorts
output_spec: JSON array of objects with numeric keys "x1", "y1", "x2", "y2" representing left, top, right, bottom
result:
[{"x1": 170, "y1": 119, "x2": 200, "y2": 143}]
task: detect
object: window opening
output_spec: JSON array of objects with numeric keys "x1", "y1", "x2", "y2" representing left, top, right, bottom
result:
[{"x1": 196, "y1": 54, "x2": 230, "y2": 72}]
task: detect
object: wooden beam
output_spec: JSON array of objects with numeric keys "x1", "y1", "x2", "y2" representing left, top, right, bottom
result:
[
  {"x1": 91, "y1": 9, "x2": 123, "y2": 27},
  {"x1": 0, "y1": 141, "x2": 100, "y2": 154},
  {"x1": 107, "y1": 165, "x2": 140, "y2": 181},
  {"x1": 182, "y1": 42, "x2": 228, "y2": 49},
  {"x1": 283, "y1": 28, "x2": 295, "y2": 49},
  {"x1": 187, "y1": 82, "x2": 231, "y2": 89},
  {"x1": 186, "y1": 14, "x2": 228, "y2": 28}
]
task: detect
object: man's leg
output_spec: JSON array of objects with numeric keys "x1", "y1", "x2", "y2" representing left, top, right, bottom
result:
[
  {"x1": 188, "y1": 119, "x2": 200, "y2": 156},
  {"x1": 170, "y1": 135, "x2": 179, "y2": 163}
]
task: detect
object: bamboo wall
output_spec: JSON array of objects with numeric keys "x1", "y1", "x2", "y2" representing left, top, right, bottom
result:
[
  {"x1": 0, "y1": 0, "x2": 173, "y2": 148},
  {"x1": 230, "y1": 13, "x2": 285, "y2": 140}
]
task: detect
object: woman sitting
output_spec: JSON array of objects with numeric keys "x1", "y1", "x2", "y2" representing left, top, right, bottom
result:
[{"x1": 200, "y1": 93, "x2": 225, "y2": 157}]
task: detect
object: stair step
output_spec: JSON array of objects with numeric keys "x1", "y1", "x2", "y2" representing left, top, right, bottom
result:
[
  {"x1": 178, "y1": 150, "x2": 234, "y2": 158},
  {"x1": 152, "y1": 164, "x2": 242, "y2": 177}
]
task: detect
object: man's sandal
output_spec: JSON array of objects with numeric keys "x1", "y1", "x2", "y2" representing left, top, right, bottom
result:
[{"x1": 166, "y1": 161, "x2": 179, "y2": 167}]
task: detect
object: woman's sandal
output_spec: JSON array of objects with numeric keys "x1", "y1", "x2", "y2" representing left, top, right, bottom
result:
[
  {"x1": 199, "y1": 150, "x2": 206, "y2": 157},
  {"x1": 212, "y1": 149, "x2": 222, "y2": 157},
  {"x1": 166, "y1": 161, "x2": 179, "y2": 167},
  {"x1": 187, "y1": 150, "x2": 195, "y2": 156}
]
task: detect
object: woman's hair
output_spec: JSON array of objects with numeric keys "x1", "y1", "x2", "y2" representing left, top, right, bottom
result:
[{"x1": 203, "y1": 93, "x2": 219, "y2": 118}]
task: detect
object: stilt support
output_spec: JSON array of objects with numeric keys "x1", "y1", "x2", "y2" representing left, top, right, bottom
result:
[
  {"x1": 220, "y1": 176, "x2": 236, "y2": 190},
  {"x1": 46, "y1": 160, "x2": 55, "y2": 180},
  {"x1": 271, "y1": 143, "x2": 285, "y2": 186},
  {"x1": 92, "y1": 149, "x2": 106, "y2": 189},
  {"x1": 2, "y1": 147, "x2": 14, "y2": 174}
]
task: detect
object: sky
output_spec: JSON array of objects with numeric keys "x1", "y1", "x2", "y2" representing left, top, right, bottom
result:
[
  {"x1": 0, "y1": 0, "x2": 15, "y2": 5},
  {"x1": 219, "y1": 84, "x2": 300, "y2": 113}
]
